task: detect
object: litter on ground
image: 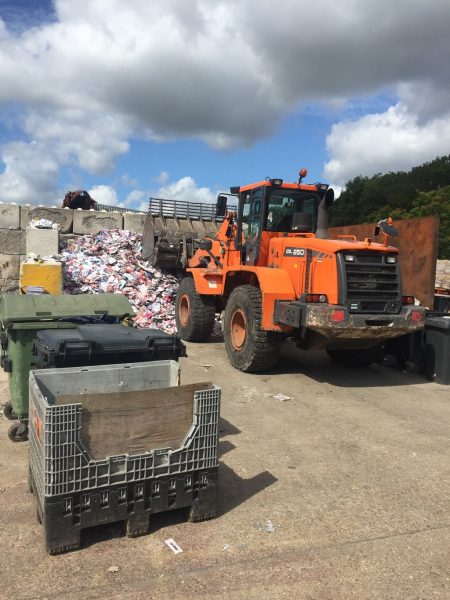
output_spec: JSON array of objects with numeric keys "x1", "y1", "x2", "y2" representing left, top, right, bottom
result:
[
  {"x1": 272, "y1": 393, "x2": 293, "y2": 402},
  {"x1": 265, "y1": 520, "x2": 276, "y2": 533},
  {"x1": 107, "y1": 566, "x2": 119, "y2": 573},
  {"x1": 165, "y1": 538, "x2": 183, "y2": 554}
]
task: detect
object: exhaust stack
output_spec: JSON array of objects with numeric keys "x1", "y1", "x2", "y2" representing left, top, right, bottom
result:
[{"x1": 315, "y1": 188, "x2": 334, "y2": 239}]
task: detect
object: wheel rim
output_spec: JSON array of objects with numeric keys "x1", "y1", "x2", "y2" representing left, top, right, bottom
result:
[
  {"x1": 230, "y1": 309, "x2": 247, "y2": 350},
  {"x1": 178, "y1": 293, "x2": 191, "y2": 326}
]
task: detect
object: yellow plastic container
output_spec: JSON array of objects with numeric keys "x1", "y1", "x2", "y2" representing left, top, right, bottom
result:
[{"x1": 19, "y1": 261, "x2": 63, "y2": 295}]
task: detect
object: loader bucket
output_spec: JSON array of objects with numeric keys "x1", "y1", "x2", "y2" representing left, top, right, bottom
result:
[{"x1": 142, "y1": 198, "x2": 226, "y2": 270}]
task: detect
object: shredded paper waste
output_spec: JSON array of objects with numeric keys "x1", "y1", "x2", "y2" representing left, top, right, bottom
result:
[
  {"x1": 61, "y1": 229, "x2": 179, "y2": 333},
  {"x1": 28, "y1": 218, "x2": 61, "y2": 230}
]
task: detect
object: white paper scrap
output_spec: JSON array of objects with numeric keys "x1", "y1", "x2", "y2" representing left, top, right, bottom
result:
[
  {"x1": 165, "y1": 538, "x2": 183, "y2": 554},
  {"x1": 273, "y1": 393, "x2": 292, "y2": 402}
]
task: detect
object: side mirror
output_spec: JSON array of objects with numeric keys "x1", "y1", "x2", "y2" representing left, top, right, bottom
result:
[
  {"x1": 378, "y1": 219, "x2": 398, "y2": 238},
  {"x1": 215, "y1": 194, "x2": 227, "y2": 217}
]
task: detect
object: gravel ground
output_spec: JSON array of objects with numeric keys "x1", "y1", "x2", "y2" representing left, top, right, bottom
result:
[{"x1": 0, "y1": 340, "x2": 449, "y2": 599}]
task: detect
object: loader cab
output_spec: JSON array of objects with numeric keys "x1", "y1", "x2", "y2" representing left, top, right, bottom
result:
[{"x1": 233, "y1": 180, "x2": 325, "y2": 266}]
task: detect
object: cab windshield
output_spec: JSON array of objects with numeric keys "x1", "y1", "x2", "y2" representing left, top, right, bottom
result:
[{"x1": 265, "y1": 189, "x2": 320, "y2": 233}]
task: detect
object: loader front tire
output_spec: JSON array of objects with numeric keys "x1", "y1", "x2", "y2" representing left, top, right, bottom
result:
[
  {"x1": 224, "y1": 285, "x2": 281, "y2": 372},
  {"x1": 175, "y1": 276, "x2": 216, "y2": 342}
]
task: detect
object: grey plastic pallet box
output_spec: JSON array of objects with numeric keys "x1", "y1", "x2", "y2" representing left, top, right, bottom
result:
[{"x1": 28, "y1": 361, "x2": 220, "y2": 553}]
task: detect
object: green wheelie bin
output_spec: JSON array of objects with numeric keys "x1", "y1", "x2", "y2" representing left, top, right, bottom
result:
[{"x1": 0, "y1": 293, "x2": 133, "y2": 442}]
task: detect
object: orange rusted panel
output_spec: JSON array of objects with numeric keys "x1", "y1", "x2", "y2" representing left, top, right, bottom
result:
[{"x1": 329, "y1": 215, "x2": 439, "y2": 308}]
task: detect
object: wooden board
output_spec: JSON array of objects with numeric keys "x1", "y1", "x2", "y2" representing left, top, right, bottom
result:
[{"x1": 56, "y1": 382, "x2": 212, "y2": 459}]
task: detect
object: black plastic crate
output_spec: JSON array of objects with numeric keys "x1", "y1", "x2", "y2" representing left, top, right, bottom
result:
[
  {"x1": 30, "y1": 468, "x2": 218, "y2": 555},
  {"x1": 434, "y1": 294, "x2": 450, "y2": 313},
  {"x1": 34, "y1": 324, "x2": 186, "y2": 369}
]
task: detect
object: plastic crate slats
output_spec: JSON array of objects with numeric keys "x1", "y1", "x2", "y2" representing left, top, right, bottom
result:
[{"x1": 29, "y1": 373, "x2": 220, "y2": 502}]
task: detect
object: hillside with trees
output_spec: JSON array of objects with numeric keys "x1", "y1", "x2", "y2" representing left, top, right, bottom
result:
[{"x1": 329, "y1": 155, "x2": 450, "y2": 258}]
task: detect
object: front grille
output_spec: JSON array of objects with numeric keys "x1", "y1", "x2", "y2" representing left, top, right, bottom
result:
[{"x1": 340, "y1": 251, "x2": 402, "y2": 314}]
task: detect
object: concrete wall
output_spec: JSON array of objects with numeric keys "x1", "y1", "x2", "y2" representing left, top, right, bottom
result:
[{"x1": 0, "y1": 203, "x2": 146, "y2": 293}]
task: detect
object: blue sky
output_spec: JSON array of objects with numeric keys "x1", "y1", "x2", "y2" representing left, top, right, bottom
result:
[{"x1": 0, "y1": 1, "x2": 449, "y2": 209}]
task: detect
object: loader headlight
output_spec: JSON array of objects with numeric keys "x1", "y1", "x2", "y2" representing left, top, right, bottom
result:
[
  {"x1": 386, "y1": 255, "x2": 397, "y2": 264},
  {"x1": 344, "y1": 254, "x2": 355, "y2": 262}
]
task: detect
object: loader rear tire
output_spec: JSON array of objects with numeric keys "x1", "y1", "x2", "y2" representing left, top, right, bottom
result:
[
  {"x1": 224, "y1": 285, "x2": 281, "y2": 372},
  {"x1": 175, "y1": 276, "x2": 216, "y2": 342}
]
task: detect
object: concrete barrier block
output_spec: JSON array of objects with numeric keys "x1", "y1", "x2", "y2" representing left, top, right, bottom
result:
[
  {"x1": 0, "y1": 278, "x2": 19, "y2": 293},
  {"x1": 26, "y1": 228, "x2": 59, "y2": 256},
  {"x1": 123, "y1": 212, "x2": 146, "y2": 233},
  {"x1": 21, "y1": 206, "x2": 73, "y2": 233},
  {"x1": 0, "y1": 204, "x2": 21, "y2": 229},
  {"x1": 0, "y1": 254, "x2": 21, "y2": 279},
  {"x1": 20, "y1": 205, "x2": 30, "y2": 228},
  {"x1": 0, "y1": 230, "x2": 25, "y2": 254},
  {"x1": 73, "y1": 210, "x2": 123, "y2": 234}
]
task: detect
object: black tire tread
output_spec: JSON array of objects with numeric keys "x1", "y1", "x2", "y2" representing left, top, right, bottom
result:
[
  {"x1": 224, "y1": 285, "x2": 281, "y2": 373},
  {"x1": 8, "y1": 423, "x2": 28, "y2": 442},
  {"x1": 175, "y1": 276, "x2": 216, "y2": 342},
  {"x1": 3, "y1": 402, "x2": 17, "y2": 421}
]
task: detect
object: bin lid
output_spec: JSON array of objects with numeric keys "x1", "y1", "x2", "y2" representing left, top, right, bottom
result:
[
  {"x1": 35, "y1": 324, "x2": 186, "y2": 356},
  {"x1": 425, "y1": 315, "x2": 450, "y2": 330},
  {"x1": 0, "y1": 293, "x2": 133, "y2": 325}
]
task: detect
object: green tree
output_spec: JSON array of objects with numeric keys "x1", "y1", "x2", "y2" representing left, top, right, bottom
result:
[
  {"x1": 410, "y1": 187, "x2": 450, "y2": 259},
  {"x1": 329, "y1": 154, "x2": 450, "y2": 257}
]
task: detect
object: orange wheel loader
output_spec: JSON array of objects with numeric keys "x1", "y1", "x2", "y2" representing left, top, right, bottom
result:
[{"x1": 142, "y1": 171, "x2": 426, "y2": 372}]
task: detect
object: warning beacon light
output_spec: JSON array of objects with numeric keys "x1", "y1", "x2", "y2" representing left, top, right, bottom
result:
[{"x1": 298, "y1": 168, "x2": 308, "y2": 183}]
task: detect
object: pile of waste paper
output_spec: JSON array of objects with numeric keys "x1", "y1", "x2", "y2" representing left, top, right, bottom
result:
[
  {"x1": 28, "y1": 218, "x2": 60, "y2": 230},
  {"x1": 61, "y1": 229, "x2": 179, "y2": 333}
]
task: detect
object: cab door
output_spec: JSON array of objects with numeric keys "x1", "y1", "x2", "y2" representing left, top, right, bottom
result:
[{"x1": 239, "y1": 188, "x2": 263, "y2": 266}]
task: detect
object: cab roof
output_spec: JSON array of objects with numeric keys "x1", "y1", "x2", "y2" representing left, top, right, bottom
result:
[{"x1": 236, "y1": 180, "x2": 321, "y2": 193}]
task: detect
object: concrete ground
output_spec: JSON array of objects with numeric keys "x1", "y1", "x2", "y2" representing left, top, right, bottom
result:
[{"x1": 0, "y1": 340, "x2": 449, "y2": 600}]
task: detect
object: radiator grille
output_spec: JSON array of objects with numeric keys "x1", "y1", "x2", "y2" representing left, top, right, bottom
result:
[{"x1": 341, "y1": 251, "x2": 402, "y2": 313}]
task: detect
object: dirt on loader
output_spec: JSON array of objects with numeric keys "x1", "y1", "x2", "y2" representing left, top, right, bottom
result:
[{"x1": 0, "y1": 340, "x2": 449, "y2": 600}]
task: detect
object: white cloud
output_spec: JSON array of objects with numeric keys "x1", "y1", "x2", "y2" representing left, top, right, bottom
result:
[
  {"x1": 155, "y1": 176, "x2": 216, "y2": 203},
  {"x1": 120, "y1": 173, "x2": 139, "y2": 188},
  {"x1": 88, "y1": 184, "x2": 119, "y2": 206},
  {"x1": 324, "y1": 100, "x2": 450, "y2": 187},
  {"x1": 154, "y1": 171, "x2": 170, "y2": 185},
  {"x1": 82, "y1": 175, "x2": 218, "y2": 212},
  {"x1": 24, "y1": 109, "x2": 130, "y2": 173},
  {"x1": 0, "y1": 140, "x2": 59, "y2": 204},
  {"x1": 0, "y1": 1, "x2": 450, "y2": 200},
  {"x1": 125, "y1": 189, "x2": 147, "y2": 210},
  {"x1": 133, "y1": 175, "x2": 218, "y2": 211}
]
